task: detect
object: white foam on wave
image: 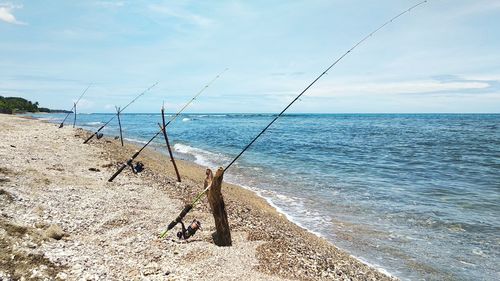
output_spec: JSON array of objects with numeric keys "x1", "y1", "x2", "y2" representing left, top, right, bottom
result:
[
  {"x1": 223, "y1": 174, "x2": 325, "y2": 238},
  {"x1": 39, "y1": 117, "x2": 60, "y2": 121},
  {"x1": 182, "y1": 118, "x2": 191, "y2": 122},
  {"x1": 85, "y1": 121, "x2": 103, "y2": 126},
  {"x1": 124, "y1": 137, "x2": 148, "y2": 145},
  {"x1": 188, "y1": 114, "x2": 227, "y2": 118},
  {"x1": 173, "y1": 143, "x2": 220, "y2": 167},
  {"x1": 353, "y1": 256, "x2": 397, "y2": 279}
]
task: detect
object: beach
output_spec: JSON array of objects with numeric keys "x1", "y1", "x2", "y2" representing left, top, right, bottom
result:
[{"x1": 0, "y1": 114, "x2": 393, "y2": 280}]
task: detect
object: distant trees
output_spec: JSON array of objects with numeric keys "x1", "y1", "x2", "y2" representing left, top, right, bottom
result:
[
  {"x1": 0, "y1": 96, "x2": 72, "y2": 114},
  {"x1": 0, "y1": 96, "x2": 41, "y2": 114},
  {"x1": 38, "y1": 107, "x2": 51, "y2": 113}
]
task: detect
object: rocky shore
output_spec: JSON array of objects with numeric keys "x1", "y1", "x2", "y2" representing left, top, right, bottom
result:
[{"x1": 0, "y1": 114, "x2": 394, "y2": 280}]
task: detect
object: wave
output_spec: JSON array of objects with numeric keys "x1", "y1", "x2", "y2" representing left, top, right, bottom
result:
[
  {"x1": 173, "y1": 143, "x2": 214, "y2": 167},
  {"x1": 84, "y1": 121, "x2": 103, "y2": 126},
  {"x1": 39, "y1": 117, "x2": 60, "y2": 121},
  {"x1": 123, "y1": 137, "x2": 148, "y2": 145},
  {"x1": 173, "y1": 143, "x2": 229, "y2": 167},
  {"x1": 223, "y1": 175, "x2": 326, "y2": 238},
  {"x1": 188, "y1": 114, "x2": 228, "y2": 118},
  {"x1": 182, "y1": 118, "x2": 191, "y2": 122}
]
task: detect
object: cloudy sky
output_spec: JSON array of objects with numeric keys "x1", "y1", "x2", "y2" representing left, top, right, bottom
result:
[{"x1": 1, "y1": 0, "x2": 499, "y2": 113}]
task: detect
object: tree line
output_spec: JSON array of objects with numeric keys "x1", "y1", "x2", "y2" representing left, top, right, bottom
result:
[{"x1": 0, "y1": 96, "x2": 67, "y2": 114}]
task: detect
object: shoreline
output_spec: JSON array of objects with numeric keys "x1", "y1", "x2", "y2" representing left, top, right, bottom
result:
[
  {"x1": 1, "y1": 114, "x2": 395, "y2": 280},
  {"x1": 123, "y1": 138, "x2": 326, "y2": 236},
  {"x1": 127, "y1": 132, "x2": 399, "y2": 280},
  {"x1": 68, "y1": 116, "x2": 400, "y2": 280}
]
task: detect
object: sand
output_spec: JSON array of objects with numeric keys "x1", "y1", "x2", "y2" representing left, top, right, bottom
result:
[{"x1": 0, "y1": 114, "x2": 394, "y2": 280}]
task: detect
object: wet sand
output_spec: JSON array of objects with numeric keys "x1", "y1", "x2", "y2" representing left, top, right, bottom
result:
[{"x1": 0, "y1": 114, "x2": 394, "y2": 280}]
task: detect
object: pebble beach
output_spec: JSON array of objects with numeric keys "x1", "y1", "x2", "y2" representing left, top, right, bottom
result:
[{"x1": 0, "y1": 114, "x2": 394, "y2": 280}]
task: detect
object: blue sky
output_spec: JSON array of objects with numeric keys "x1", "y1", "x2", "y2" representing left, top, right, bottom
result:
[{"x1": 1, "y1": 0, "x2": 499, "y2": 113}]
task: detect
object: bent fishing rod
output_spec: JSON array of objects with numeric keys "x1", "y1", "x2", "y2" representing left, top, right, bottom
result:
[
  {"x1": 59, "y1": 83, "x2": 92, "y2": 128},
  {"x1": 159, "y1": 0, "x2": 428, "y2": 238},
  {"x1": 83, "y1": 82, "x2": 158, "y2": 144},
  {"x1": 107, "y1": 68, "x2": 228, "y2": 182}
]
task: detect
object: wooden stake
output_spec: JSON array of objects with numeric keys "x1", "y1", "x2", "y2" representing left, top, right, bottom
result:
[
  {"x1": 160, "y1": 106, "x2": 181, "y2": 182},
  {"x1": 73, "y1": 103, "x2": 77, "y2": 128},
  {"x1": 116, "y1": 106, "x2": 124, "y2": 146},
  {"x1": 205, "y1": 168, "x2": 232, "y2": 246}
]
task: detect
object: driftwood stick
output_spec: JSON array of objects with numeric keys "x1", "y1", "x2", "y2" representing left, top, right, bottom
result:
[
  {"x1": 73, "y1": 103, "x2": 77, "y2": 128},
  {"x1": 116, "y1": 106, "x2": 124, "y2": 146},
  {"x1": 206, "y1": 167, "x2": 232, "y2": 246},
  {"x1": 160, "y1": 106, "x2": 181, "y2": 182}
]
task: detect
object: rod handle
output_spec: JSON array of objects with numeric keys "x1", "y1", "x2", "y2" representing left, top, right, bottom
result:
[
  {"x1": 84, "y1": 125, "x2": 106, "y2": 144},
  {"x1": 108, "y1": 162, "x2": 127, "y2": 182},
  {"x1": 159, "y1": 204, "x2": 193, "y2": 238},
  {"x1": 83, "y1": 133, "x2": 96, "y2": 144},
  {"x1": 108, "y1": 150, "x2": 141, "y2": 182}
]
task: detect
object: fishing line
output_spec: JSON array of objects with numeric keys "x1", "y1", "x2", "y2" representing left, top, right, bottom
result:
[
  {"x1": 107, "y1": 68, "x2": 229, "y2": 182},
  {"x1": 225, "y1": 0, "x2": 428, "y2": 171},
  {"x1": 83, "y1": 82, "x2": 158, "y2": 144},
  {"x1": 59, "y1": 83, "x2": 92, "y2": 128},
  {"x1": 159, "y1": 0, "x2": 428, "y2": 238}
]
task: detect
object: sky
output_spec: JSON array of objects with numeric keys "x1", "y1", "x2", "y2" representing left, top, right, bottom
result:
[{"x1": 1, "y1": 0, "x2": 499, "y2": 113}]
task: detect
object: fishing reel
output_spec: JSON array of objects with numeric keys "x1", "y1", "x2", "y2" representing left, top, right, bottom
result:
[
  {"x1": 127, "y1": 161, "x2": 144, "y2": 174},
  {"x1": 96, "y1": 133, "x2": 104, "y2": 139},
  {"x1": 176, "y1": 219, "x2": 201, "y2": 240}
]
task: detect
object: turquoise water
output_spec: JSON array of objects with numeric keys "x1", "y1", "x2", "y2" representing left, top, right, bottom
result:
[{"x1": 33, "y1": 113, "x2": 499, "y2": 280}]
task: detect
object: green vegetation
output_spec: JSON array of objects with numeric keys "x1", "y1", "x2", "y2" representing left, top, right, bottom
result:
[
  {"x1": 0, "y1": 96, "x2": 69, "y2": 114},
  {"x1": 0, "y1": 96, "x2": 39, "y2": 114}
]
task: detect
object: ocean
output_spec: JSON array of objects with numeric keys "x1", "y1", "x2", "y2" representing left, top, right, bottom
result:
[{"x1": 32, "y1": 113, "x2": 499, "y2": 280}]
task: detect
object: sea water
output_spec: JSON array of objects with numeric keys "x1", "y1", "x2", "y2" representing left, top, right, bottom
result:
[{"x1": 32, "y1": 113, "x2": 499, "y2": 280}]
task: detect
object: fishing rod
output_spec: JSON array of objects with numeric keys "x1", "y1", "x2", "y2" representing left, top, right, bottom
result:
[
  {"x1": 83, "y1": 82, "x2": 158, "y2": 144},
  {"x1": 59, "y1": 83, "x2": 92, "y2": 128},
  {"x1": 107, "y1": 68, "x2": 229, "y2": 182},
  {"x1": 159, "y1": 0, "x2": 429, "y2": 238}
]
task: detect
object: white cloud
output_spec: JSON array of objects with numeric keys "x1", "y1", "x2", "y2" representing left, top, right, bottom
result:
[
  {"x1": 148, "y1": 4, "x2": 213, "y2": 28},
  {"x1": 461, "y1": 74, "x2": 500, "y2": 82},
  {"x1": 260, "y1": 77, "x2": 493, "y2": 99},
  {"x1": 74, "y1": 98, "x2": 94, "y2": 110},
  {"x1": 315, "y1": 80, "x2": 490, "y2": 97},
  {"x1": 448, "y1": 0, "x2": 500, "y2": 19},
  {"x1": 93, "y1": 1, "x2": 125, "y2": 8},
  {"x1": 0, "y1": 3, "x2": 26, "y2": 25}
]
